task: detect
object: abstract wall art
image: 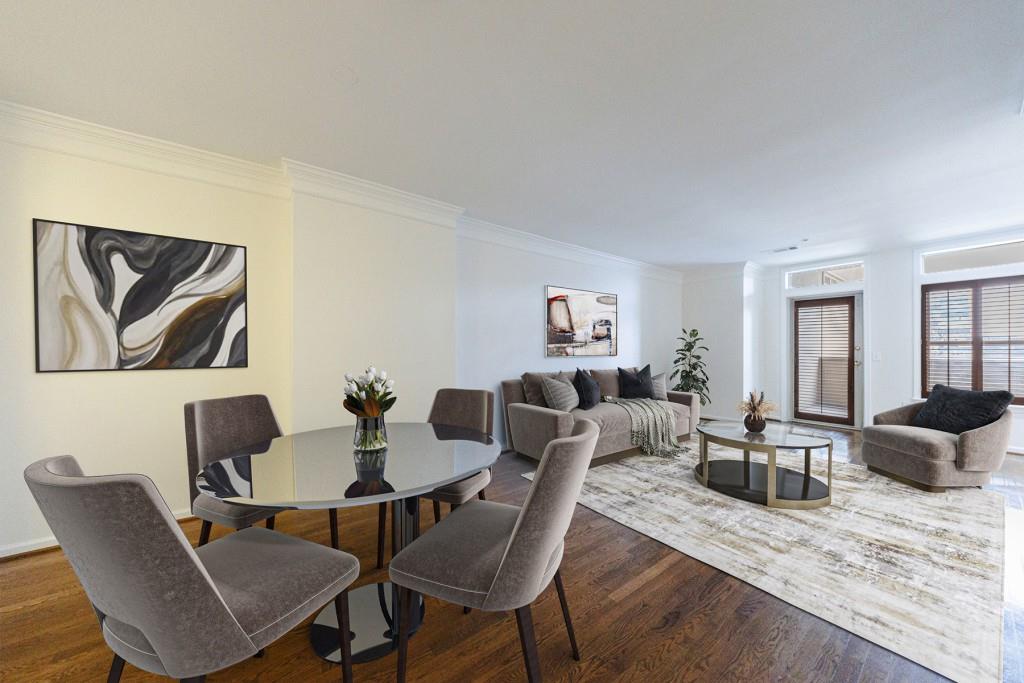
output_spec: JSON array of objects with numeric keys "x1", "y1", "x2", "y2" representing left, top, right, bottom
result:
[
  {"x1": 546, "y1": 285, "x2": 617, "y2": 356},
  {"x1": 33, "y1": 219, "x2": 248, "y2": 372}
]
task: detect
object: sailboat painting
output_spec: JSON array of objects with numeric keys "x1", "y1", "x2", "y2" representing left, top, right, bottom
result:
[{"x1": 546, "y1": 286, "x2": 617, "y2": 357}]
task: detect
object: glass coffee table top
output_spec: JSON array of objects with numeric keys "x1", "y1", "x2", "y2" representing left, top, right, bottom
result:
[{"x1": 697, "y1": 421, "x2": 832, "y2": 450}]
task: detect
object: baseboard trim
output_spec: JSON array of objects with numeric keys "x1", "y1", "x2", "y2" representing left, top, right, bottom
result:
[{"x1": 0, "y1": 508, "x2": 194, "y2": 560}]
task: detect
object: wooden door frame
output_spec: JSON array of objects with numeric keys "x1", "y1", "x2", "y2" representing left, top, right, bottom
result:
[{"x1": 793, "y1": 295, "x2": 855, "y2": 426}]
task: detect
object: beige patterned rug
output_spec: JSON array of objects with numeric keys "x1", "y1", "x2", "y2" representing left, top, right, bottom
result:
[{"x1": 526, "y1": 443, "x2": 1004, "y2": 682}]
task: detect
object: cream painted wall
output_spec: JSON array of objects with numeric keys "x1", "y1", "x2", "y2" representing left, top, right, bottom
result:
[
  {"x1": 455, "y1": 224, "x2": 683, "y2": 444},
  {"x1": 290, "y1": 191, "x2": 457, "y2": 432},
  {"x1": 0, "y1": 139, "x2": 293, "y2": 555}
]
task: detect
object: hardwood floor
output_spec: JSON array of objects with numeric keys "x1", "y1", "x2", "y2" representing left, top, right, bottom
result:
[{"x1": 1, "y1": 425, "x2": 1017, "y2": 682}]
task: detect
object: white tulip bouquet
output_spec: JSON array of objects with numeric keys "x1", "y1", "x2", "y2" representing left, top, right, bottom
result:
[{"x1": 343, "y1": 365, "x2": 397, "y2": 418}]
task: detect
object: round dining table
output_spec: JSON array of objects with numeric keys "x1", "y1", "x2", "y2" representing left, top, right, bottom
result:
[{"x1": 195, "y1": 421, "x2": 502, "y2": 664}]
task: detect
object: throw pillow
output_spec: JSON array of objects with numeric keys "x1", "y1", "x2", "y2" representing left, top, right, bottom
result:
[
  {"x1": 573, "y1": 368, "x2": 601, "y2": 409},
  {"x1": 651, "y1": 372, "x2": 669, "y2": 401},
  {"x1": 541, "y1": 375, "x2": 580, "y2": 412},
  {"x1": 619, "y1": 364, "x2": 655, "y2": 399},
  {"x1": 521, "y1": 371, "x2": 571, "y2": 407},
  {"x1": 911, "y1": 384, "x2": 1013, "y2": 434}
]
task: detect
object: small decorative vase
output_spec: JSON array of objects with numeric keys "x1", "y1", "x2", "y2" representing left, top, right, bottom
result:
[
  {"x1": 353, "y1": 416, "x2": 388, "y2": 451},
  {"x1": 743, "y1": 414, "x2": 766, "y2": 433}
]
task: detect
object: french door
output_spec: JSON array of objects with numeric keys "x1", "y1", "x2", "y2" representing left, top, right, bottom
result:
[{"x1": 794, "y1": 296, "x2": 855, "y2": 425}]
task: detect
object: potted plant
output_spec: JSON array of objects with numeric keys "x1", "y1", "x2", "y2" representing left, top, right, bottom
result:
[
  {"x1": 738, "y1": 391, "x2": 776, "y2": 433},
  {"x1": 343, "y1": 365, "x2": 396, "y2": 451},
  {"x1": 671, "y1": 328, "x2": 710, "y2": 406}
]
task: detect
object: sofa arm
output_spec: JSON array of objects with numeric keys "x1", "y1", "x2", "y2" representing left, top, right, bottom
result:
[
  {"x1": 508, "y1": 403, "x2": 575, "y2": 460},
  {"x1": 873, "y1": 403, "x2": 924, "y2": 426},
  {"x1": 667, "y1": 391, "x2": 700, "y2": 430},
  {"x1": 958, "y1": 410, "x2": 1013, "y2": 472}
]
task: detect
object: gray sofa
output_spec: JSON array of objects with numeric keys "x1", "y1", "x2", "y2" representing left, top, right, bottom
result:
[
  {"x1": 861, "y1": 402, "x2": 1012, "y2": 491},
  {"x1": 500, "y1": 368, "x2": 699, "y2": 460}
]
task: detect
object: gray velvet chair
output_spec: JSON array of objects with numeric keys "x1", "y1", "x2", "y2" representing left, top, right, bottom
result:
[
  {"x1": 862, "y1": 403, "x2": 1013, "y2": 491},
  {"x1": 185, "y1": 395, "x2": 346, "y2": 553},
  {"x1": 24, "y1": 456, "x2": 358, "y2": 683},
  {"x1": 389, "y1": 419, "x2": 599, "y2": 683},
  {"x1": 374, "y1": 388, "x2": 495, "y2": 571}
]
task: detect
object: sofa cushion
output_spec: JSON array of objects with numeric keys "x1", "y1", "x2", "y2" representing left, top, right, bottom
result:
[
  {"x1": 862, "y1": 425, "x2": 958, "y2": 461},
  {"x1": 589, "y1": 368, "x2": 625, "y2": 398},
  {"x1": 619, "y1": 365, "x2": 655, "y2": 398},
  {"x1": 541, "y1": 375, "x2": 580, "y2": 412},
  {"x1": 911, "y1": 384, "x2": 1014, "y2": 434},
  {"x1": 572, "y1": 400, "x2": 690, "y2": 436},
  {"x1": 572, "y1": 368, "x2": 601, "y2": 410},
  {"x1": 521, "y1": 371, "x2": 572, "y2": 407}
]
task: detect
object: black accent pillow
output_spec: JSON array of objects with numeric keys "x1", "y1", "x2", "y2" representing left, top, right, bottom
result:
[
  {"x1": 572, "y1": 368, "x2": 601, "y2": 410},
  {"x1": 619, "y1": 364, "x2": 655, "y2": 399},
  {"x1": 911, "y1": 384, "x2": 1013, "y2": 434}
]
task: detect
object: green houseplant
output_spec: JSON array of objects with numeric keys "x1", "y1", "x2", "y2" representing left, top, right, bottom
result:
[{"x1": 670, "y1": 328, "x2": 710, "y2": 406}]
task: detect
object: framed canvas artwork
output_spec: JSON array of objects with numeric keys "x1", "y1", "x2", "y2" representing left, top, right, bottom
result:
[
  {"x1": 546, "y1": 285, "x2": 618, "y2": 356},
  {"x1": 33, "y1": 219, "x2": 248, "y2": 372}
]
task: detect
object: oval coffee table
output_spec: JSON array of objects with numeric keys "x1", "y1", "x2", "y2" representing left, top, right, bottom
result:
[{"x1": 695, "y1": 421, "x2": 833, "y2": 509}]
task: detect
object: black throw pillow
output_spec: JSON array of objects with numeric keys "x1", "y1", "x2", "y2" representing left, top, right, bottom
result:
[
  {"x1": 572, "y1": 368, "x2": 601, "y2": 410},
  {"x1": 911, "y1": 384, "x2": 1013, "y2": 434},
  {"x1": 619, "y1": 364, "x2": 655, "y2": 399}
]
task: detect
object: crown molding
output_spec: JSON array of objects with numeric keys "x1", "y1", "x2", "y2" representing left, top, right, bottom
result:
[
  {"x1": 0, "y1": 100, "x2": 291, "y2": 198},
  {"x1": 284, "y1": 159, "x2": 465, "y2": 229},
  {"x1": 457, "y1": 216, "x2": 684, "y2": 284}
]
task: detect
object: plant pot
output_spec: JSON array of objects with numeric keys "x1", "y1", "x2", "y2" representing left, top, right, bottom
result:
[
  {"x1": 743, "y1": 414, "x2": 766, "y2": 433},
  {"x1": 354, "y1": 416, "x2": 388, "y2": 451}
]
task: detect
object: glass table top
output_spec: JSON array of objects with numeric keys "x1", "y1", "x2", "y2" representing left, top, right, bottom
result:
[
  {"x1": 697, "y1": 421, "x2": 832, "y2": 449},
  {"x1": 196, "y1": 422, "x2": 502, "y2": 509}
]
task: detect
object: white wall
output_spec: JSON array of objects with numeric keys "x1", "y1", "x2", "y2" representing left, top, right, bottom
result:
[
  {"x1": 289, "y1": 166, "x2": 459, "y2": 432},
  {"x1": 0, "y1": 127, "x2": 294, "y2": 555},
  {"x1": 456, "y1": 219, "x2": 683, "y2": 444}
]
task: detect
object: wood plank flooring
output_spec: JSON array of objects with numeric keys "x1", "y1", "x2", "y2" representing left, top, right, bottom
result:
[{"x1": 1, "y1": 425, "x2": 1017, "y2": 682}]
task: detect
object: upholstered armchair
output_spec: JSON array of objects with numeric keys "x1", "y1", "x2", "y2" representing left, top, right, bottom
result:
[{"x1": 861, "y1": 403, "x2": 1013, "y2": 491}]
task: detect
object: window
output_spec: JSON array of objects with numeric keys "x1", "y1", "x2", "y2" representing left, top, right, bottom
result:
[
  {"x1": 922, "y1": 239, "x2": 1024, "y2": 274},
  {"x1": 922, "y1": 275, "x2": 1024, "y2": 404},
  {"x1": 786, "y1": 262, "x2": 864, "y2": 289}
]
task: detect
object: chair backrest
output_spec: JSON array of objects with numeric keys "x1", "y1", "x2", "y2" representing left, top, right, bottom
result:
[
  {"x1": 428, "y1": 388, "x2": 494, "y2": 435},
  {"x1": 24, "y1": 456, "x2": 255, "y2": 678},
  {"x1": 184, "y1": 394, "x2": 282, "y2": 503},
  {"x1": 483, "y1": 419, "x2": 599, "y2": 610}
]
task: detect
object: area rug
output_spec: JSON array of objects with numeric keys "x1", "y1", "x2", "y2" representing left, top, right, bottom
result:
[{"x1": 525, "y1": 443, "x2": 1004, "y2": 682}]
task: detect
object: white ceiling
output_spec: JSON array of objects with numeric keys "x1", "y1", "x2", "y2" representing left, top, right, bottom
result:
[{"x1": 1, "y1": 1, "x2": 1023, "y2": 267}]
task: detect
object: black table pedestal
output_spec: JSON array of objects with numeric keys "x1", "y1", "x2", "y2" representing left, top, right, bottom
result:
[{"x1": 310, "y1": 496, "x2": 423, "y2": 663}]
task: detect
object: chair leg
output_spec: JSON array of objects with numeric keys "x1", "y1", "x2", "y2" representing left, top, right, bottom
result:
[
  {"x1": 179, "y1": 677, "x2": 205, "y2": 682},
  {"x1": 397, "y1": 586, "x2": 413, "y2": 683},
  {"x1": 329, "y1": 508, "x2": 339, "y2": 549},
  {"x1": 514, "y1": 604, "x2": 543, "y2": 683},
  {"x1": 253, "y1": 648, "x2": 265, "y2": 658},
  {"x1": 265, "y1": 515, "x2": 275, "y2": 530},
  {"x1": 478, "y1": 488, "x2": 486, "y2": 500},
  {"x1": 198, "y1": 520, "x2": 212, "y2": 547},
  {"x1": 107, "y1": 654, "x2": 125, "y2": 683},
  {"x1": 463, "y1": 605, "x2": 471, "y2": 614},
  {"x1": 335, "y1": 591, "x2": 353, "y2": 683},
  {"x1": 376, "y1": 502, "x2": 387, "y2": 569},
  {"x1": 554, "y1": 570, "x2": 580, "y2": 661},
  {"x1": 432, "y1": 500, "x2": 441, "y2": 524}
]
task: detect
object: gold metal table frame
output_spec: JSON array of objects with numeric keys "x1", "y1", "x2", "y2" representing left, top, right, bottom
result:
[{"x1": 696, "y1": 427, "x2": 833, "y2": 510}]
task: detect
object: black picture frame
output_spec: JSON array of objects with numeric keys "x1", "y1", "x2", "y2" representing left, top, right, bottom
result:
[
  {"x1": 33, "y1": 218, "x2": 249, "y2": 373},
  {"x1": 545, "y1": 284, "x2": 618, "y2": 357}
]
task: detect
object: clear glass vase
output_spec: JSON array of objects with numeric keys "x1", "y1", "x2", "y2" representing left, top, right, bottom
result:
[{"x1": 353, "y1": 416, "x2": 388, "y2": 451}]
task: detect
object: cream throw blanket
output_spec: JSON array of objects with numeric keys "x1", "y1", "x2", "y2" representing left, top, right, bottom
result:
[{"x1": 604, "y1": 397, "x2": 684, "y2": 457}]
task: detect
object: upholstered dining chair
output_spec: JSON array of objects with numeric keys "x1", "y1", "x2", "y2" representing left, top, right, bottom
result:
[
  {"x1": 373, "y1": 388, "x2": 495, "y2": 571},
  {"x1": 389, "y1": 419, "x2": 599, "y2": 683},
  {"x1": 185, "y1": 394, "x2": 342, "y2": 551},
  {"x1": 24, "y1": 456, "x2": 358, "y2": 683}
]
